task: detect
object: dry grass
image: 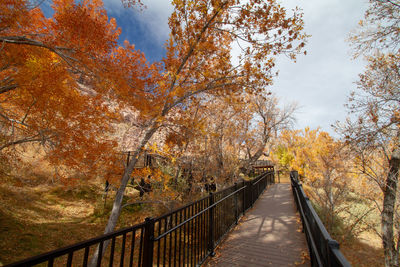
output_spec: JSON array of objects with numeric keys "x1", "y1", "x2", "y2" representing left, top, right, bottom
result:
[
  {"x1": 0, "y1": 178, "x2": 103, "y2": 265},
  {"x1": 299, "y1": 183, "x2": 385, "y2": 267},
  {"x1": 0, "y1": 145, "x2": 190, "y2": 266},
  {"x1": 341, "y1": 236, "x2": 384, "y2": 267},
  {"x1": 336, "y1": 196, "x2": 384, "y2": 267},
  {"x1": 0, "y1": 159, "x2": 187, "y2": 267},
  {"x1": 0, "y1": 170, "x2": 165, "y2": 266}
]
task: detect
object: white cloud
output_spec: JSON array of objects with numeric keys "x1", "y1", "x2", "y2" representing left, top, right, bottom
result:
[
  {"x1": 103, "y1": 0, "x2": 173, "y2": 43},
  {"x1": 135, "y1": 0, "x2": 173, "y2": 43},
  {"x1": 270, "y1": 0, "x2": 368, "y2": 136}
]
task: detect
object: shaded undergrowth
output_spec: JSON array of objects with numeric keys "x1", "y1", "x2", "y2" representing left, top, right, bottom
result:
[
  {"x1": 310, "y1": 195, "x2": 384, "y2": 267},
  {"x1": 0, "y1": 177, "x2": 166, "y2": 266}
]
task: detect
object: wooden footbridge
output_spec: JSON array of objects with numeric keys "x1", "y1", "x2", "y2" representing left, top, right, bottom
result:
[
  {"x1": 5, "y1": 170, "x2": 350, "y2": 267},
  {"x1": 205, "y1": 183, "x2": 308, "y2": 266}
]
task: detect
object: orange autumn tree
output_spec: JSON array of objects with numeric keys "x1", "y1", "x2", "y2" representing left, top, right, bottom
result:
[
  {"x1": 0, "y1": 0, "x2": 116, "y2": 177},
  {"x1": 0, "y1": 0, "x2": 158, "y2": 179},
  {"x1": 273, "y1": 128, "x2": 352, "y2": 232},
  {"x1": 100, "y1": 0, "x2": 308, "y2": 252}
]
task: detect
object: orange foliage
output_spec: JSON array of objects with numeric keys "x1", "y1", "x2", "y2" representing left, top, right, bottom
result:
[
  {"x1": 0, "y1": 0, "x2": 147, "y2": 178},
  {"x1": 1, "y1": 0, "x2": 307, "y2": 193}
]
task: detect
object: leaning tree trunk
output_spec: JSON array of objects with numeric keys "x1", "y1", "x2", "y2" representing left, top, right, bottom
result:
[
  {"x1": 241, "y1": 136, "x2": 269, "y2": 174},
  {"x1": 89, "y1": 124, "x2": 159, "y2": 267},
  {"x1": 382, "y1": 141, "x2": 400, "y2": 267}
]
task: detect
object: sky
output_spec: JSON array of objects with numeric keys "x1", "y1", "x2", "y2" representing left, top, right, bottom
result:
[
  {"x1": 43, "y1": 0, "x2": 369, "y2": 136},
  {"x1": 270, "y1": 0, "x2": 368, "y2": 135},
  {"x1": 102, "y1": 0, "x2": 173, "y2": 62}
]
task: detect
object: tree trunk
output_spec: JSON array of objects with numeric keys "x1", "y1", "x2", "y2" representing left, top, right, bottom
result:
[
  {"x1": 89, "y1": 124, "x2": 158, "y2": 266},
  {"x1": 382, "y1": 141, "x2": 400, "y2": 267},
  {"x1": 174, "y1": 166, "x2": 181, "y2": 185},
  {"x1": 249, "y1": 139, "x2": 268, "y2": 164},
  {"x1": 241, "y1": 137, "x2": 269, "y2": 174}
]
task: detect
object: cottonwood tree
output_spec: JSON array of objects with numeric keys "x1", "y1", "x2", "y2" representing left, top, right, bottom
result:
[
  {"x1": 0, "y1": 0, "x2": 165, "y2": 181},
  {"x1": 337, "y1": 53, "x2": 400, "y2": 267},
  {"x1": 0, "y1": 0, "x2": 133, "y2": 178},
  {"x1": 303, "y1": 132, "x2": 351, "y2": 233},
  {"x1": 99, "y1": 0, "x2": 308, "y2": 258},
  {"x1": 341, "y1": 1, "x2": 400, "y2": 265},
  {"x1": 240, "y1": 94, "x2": 296, "y2": 173},
  {"x1": 190, "y1": 95, "x2": 249, "y2": 182},
  {"x1": 142, "y1": 92, "x2": 255, "y2": 192},
  {"x1": 272, "y1": 128, "x2": 315, "y2": 177},
  {"x1": 163, "y1": 97, "x2": 230, "y2": 188},
  {"x1": 178, "y1": 93, "x2": 290, "y2": 185},
  {"x1": 274, "y1": 129, "x2": 353, "y2": 233}
]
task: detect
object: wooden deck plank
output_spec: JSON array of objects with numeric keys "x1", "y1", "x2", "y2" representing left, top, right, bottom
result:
[{"x1": 205, "y1": 183, "x2": 309, "y2": 266}]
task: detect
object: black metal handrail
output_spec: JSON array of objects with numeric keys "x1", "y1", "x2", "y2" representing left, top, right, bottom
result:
[
  {"x1": 290, "y1": 171, "x2": 351, "y2": 267},
  {"x1": 5, "y1": 170, "x2": 275, "y2": 267}
]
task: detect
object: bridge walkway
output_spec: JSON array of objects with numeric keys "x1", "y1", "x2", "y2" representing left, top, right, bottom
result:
[{"x1": 205, "y1": 183, "x2": 309, "y2": 266}]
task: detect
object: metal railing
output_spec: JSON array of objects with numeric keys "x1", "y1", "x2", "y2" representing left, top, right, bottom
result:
[
  {"x1": 290, "y1": 171, "x2": 351, "y2": 267},
  {"x1": 6, "y1": 170, "x2": 275, "y2": 267}
]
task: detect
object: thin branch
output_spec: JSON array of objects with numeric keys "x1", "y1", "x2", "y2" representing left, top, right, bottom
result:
[
  {"x1": 21, "y1": 99, "x2": 37, "y2": 124},
  {"x1": 166, "y1": 80, "x2": 240, "y2": 115},
  {"x1": 0, "y1": 136, "x2": 43, "y2": 151},
  {"x1": 0, "y1": 84, "x2": 18, "y2": 94},
  {"x1": 0, "y1": 36, "x2": 80, "y2": 72}
]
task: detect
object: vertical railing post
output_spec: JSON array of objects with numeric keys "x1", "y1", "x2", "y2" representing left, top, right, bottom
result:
[
  {"x1": 290, "y1": 170, "x2": 299, "y2": 182},
  {"x1": 270, "y1": 171, "x2": 273, "y2": 185},
  {"x1": 143, "y1": 217, "x2": 155, "y2": 267},
  {"x1": 250, "y1": 181, "x2": 254, "y2": 207},
  {"x1": 264, "y1": 173, "x2": 267, "y2": 189},
  {"x1": 271, "y1": 171, "x2": 273, "y2": 185},
  {"x1": 268, "y1": 171, "x2": 270, "y2": 185},
  {"x1": 208, "y1": 192, "x2": 215, "y2": 256},
  {"x1": 264, "y1": 173, "x2": 267, "y2": 190},
  {"x1": 234, "y1": 182, "x2": 238, "y2": 225},
  {"x1": 273, "y1": 168, "x2": 276, "y2": 184},
  {"x1": 257, "y1": 178, "x2": 260, "y2": 198},
  {"x1": 299, "y1": 184, "x2": 308, "y2": 234},
  {"x1": 242, "y1": 180, "x2": 246, "y2": 215},
  {"x1": 327, "y1": 240, "x2": 340, "y2": 267},
  {"x1": 278, "y1": 169, "x2": 280, "y2": 183}
]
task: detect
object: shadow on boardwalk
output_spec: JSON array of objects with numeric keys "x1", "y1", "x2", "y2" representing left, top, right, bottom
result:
[{"x1": 205, "y1": 183, "x2": 309, "y2": 267}]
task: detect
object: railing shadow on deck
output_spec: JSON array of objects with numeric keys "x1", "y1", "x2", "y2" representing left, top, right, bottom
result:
[
  {"x1": 5, "y1": 170, "x2": 275, "y2": 267},
  {"x1": 290, "y1": 171, "x2": 351, "y2": 267},
  {"x1": 239, "y1": 184, "x2": 300, "y2": 240}
]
